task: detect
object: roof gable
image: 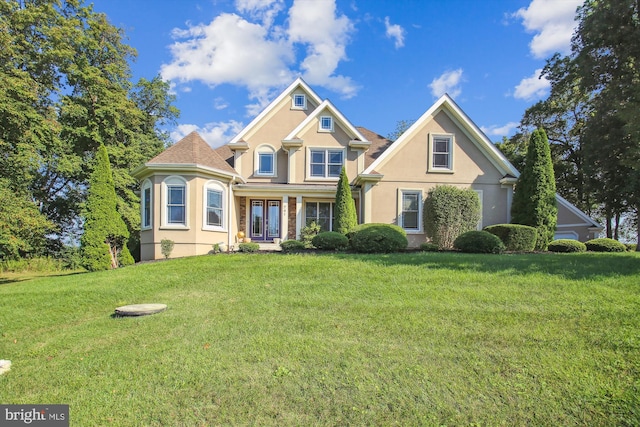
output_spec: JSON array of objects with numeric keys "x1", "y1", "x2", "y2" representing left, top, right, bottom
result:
[
  {"x1": 229, "y1": 77, "x2": 323, "y2": 145},
  {"x1": 362, "y1": 94, "x2": 519, "y2": 177},
  {"x1": 283, "y1": 99, "x2": 370, "y2": 143}
]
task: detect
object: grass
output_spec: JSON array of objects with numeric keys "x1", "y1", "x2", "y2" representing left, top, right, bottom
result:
[{"x1": 1, "y1": 251, "x2": 639, "y2": 426}]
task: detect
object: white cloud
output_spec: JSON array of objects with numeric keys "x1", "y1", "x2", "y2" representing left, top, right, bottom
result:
[
  {"x1": 481, "y1": 122, "x2": 519, "y2": 137},
  {"x1": 161, "y1": 0, "x2": 358, "y2": 115},
  {"x1": 235, "y1": 0, "x2": 284, "y2": 27},
  {"x1": 288, "y1": 0, "x2": 357, "y2": 98},
  {"x1": 170, "y1": 121, "x2": 245, "y2": 148},
  {"x1": 429, "y1": 69, "x2": 464, "y2": 98},
  {"x1": 514, "y1": 68, "x2": 550, "y2": 101},
  {"x1": 515, "y1": 0, "x2": 581, "y2": 59},
  {"x1": 213, "y1": 97, "x2": 228, "y2": 110},
  {"x1": 384, "y1": 16, "x2": 405, "y2": 49}
]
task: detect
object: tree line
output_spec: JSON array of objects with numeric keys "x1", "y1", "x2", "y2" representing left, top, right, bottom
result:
[
  {"x1": 497, "y1": 0, "x2": 640, "y2": 245},
  {"x1": 0, "y1": 0, "x2": 179, "y2": 263}
]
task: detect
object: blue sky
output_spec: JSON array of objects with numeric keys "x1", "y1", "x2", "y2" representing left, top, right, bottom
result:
[{"x1": 90, "y1": 0, "x2": 583, "y2": 147}]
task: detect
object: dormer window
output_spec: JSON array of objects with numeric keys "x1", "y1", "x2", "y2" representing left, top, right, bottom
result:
[
  {"x1": 292, "y1": 94, "x2": 307, "y2": 110},
  {"x1": 319, "y1": 116, "x2": 333, "y2": 132}
]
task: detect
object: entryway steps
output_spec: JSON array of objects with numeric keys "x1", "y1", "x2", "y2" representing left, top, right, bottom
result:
[{"x1": 257, "y1": 243, "x2": 281, "y2": 251}]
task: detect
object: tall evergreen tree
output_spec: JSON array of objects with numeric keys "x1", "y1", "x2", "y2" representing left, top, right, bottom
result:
[
  {"x1": 333, "y1": 167, "x2": 358, "y2": 234},
  {"x1": 511, "y1": 128, "x2": 557, "y2": 250},
  {"x1": 81, "y1": 144, "x2": 132, "y2": 271}
]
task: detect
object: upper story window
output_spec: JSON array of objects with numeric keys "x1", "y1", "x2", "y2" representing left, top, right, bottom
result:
[
  {"x1": 319, "y1": 116, "x2": 334, "y2": 132},
  {"x1": 141, "y1": 179, "x2": 152, "y2": 230},
  {"x1": 255, "y1": 144, "x2": 277, "y2": 177},
  {"x1": 203, "y1": 181, "x2": 225, "y2": 230},
  {"x1": 429, "y1": 133, "x2": 454, "y2": 172},
  {"x1": 292, "y1": 94, "x2": 307, "y2": 110},
  {"x1": 309, "y1": 148, "x2": 344, "y2": 179},
  {"x1": 163, "y1": 176, "x2": 187, "y2": 227},
  {"x1": 399, "y1": 190, "x2": 421, "y2": 232}
]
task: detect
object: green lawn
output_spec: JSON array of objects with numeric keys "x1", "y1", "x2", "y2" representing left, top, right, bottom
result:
[{"x1": 1, "y1": 252, "x2": 639, "y2": 426}]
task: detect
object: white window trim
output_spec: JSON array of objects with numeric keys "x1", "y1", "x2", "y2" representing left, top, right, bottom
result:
[
  {"x1": 474, "y1": 189, "x2": 483, "y2": 230},
  {"x1": 161, "y1": 175, "x2": 189, "y2": 229},
  {"x1": 292, "y1": 93, "x2": 307, "y2": 110},
  {"x1": 428, "y1": 133, "x2": 454, "y2": 173},
  {"x1": 202, "y1": 180, "x2": 226, "y2": 232},
  {"x1": 141, "y1": 179, "x2": 153, "y2": 230},
  {"x1": 254, "y1": 144, "x2": 277, "y2": 177},
  {"x1": 319, "y1": 116, "x2": 334, "y2": 132},
  {"x1": 306, "y1": 147, "x2": 345, "y2": 181},
  {"x1": 398, "y1": 189, "x2": 423, "y2": 234}
]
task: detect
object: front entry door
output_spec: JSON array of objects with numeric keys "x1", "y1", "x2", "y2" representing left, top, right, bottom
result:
[{"x1": 250, "y1": 200, "x2": 280, "y2": 241}]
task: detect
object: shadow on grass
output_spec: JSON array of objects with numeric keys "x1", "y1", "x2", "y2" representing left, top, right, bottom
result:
[
  {"x1": 324, "y1": 251, "x2": 640, "y2": 281},
  {"x1": 0, "y1": 270, "x2": 86, "y2": 285}
]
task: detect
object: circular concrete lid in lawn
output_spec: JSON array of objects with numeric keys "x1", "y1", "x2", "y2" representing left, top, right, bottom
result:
[{"x1": 115, "y1": 303, "x2": 167, "y2": 317}]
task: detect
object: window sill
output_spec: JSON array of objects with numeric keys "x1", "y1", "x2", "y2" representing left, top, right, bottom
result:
[
  {"x1": 427, "y1": 168, "x2": 455, "y2": 174},
  {"x1": 404, "y1": 229, "x2": 423, "y2": 235},
  {"x1": 202, "y1": 226, "x2": 227, "y2": 232},
  {"x1": 306, "y1": 177, "x2": 340, "y2": 182},
  {"x1": 160, "y1": 225, "x2": 189, "y2": 230}
]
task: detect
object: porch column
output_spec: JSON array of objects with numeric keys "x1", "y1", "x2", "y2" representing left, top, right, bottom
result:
[
  {"x1": 363, "y1": 183, "x2": 374, "y2": 223},
  {"x1": 296, "y1": 195, "x2": 303, "y2": 240},
  {"x1": 281, "y1": 196, "x2": 289, "y2": 241}
]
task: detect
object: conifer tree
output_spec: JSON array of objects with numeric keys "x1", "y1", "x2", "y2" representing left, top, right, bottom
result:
[
  {"x1": 333, "y1": 167, "x2": 358, "y2": 234},
  {"x1": 511, "y1": 128, "x2": 557, "y2": 250},
  {"x1": 81, "y1": 144, "x2": 133, "y2": 271}
]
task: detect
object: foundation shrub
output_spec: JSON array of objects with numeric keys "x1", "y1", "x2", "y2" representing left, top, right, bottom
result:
[
  {"x1": 548, "y1": 239, "x2": 587, "y2": 253},
  {"x1": 484, "y1": 224, "x2": 538, "y2": 252},
  {"x1": 454, "y1": 230, "x2": 505, "y2": 254},
  {"x1": 350, "y1": 224, "x2": 408, "y2": 253},
  {"x1": 311, "y1": 232, "x2": 349, "y2": 251},
  {"x1": 585, "y1": 238, "x2": 626, "y2": 252}
]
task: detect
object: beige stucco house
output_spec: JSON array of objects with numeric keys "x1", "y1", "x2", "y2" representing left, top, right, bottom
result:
[{"x1": 132, "y1": 78, "x2": 601, "y2": 260}]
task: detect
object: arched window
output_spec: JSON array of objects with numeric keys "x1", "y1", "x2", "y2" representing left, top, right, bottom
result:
[
  {"x1": 162, "y1": 176, "x2": 188, "y2": 227},
  {"x1": 141, "y1": 179, "x2": 153, "y2": 229},
  {"x1": 203, "y1": 181, "x2": 226, "y2": 231},
  {"x1": 255, "y1": 144, "x2": 277, "y2": 177}
]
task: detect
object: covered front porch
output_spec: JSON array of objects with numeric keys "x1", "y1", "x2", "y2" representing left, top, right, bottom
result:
[{"x1": 231, "y1": 183, "x2": 360, "y2": 244}]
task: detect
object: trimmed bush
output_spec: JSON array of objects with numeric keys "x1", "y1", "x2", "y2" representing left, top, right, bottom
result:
[
  {"x1": 625, "y1": 243, "x2": 637, "y2": 252},
  {"x1": 453, "y1": 231, "x2": 505, "y2": 254},
  {"x1": 350, "y1": 224, "x2": 408, "y2": 253},
  {"x1": 548, "y1": 239, "x2": 587, "y2": 253},
  {"x1": 585, "y1": 238, "x2": 626, "y2": 252},
  {"x1": 312, "y1": 231, "x2": 349, "y2": 251},
  {"x1": 238, "y1": 242, "x2": 260, "y2": 253},
  {"x1": 420, "y1": 242, "x2": 440, "y2": 252},
  {"x1": 484, "y1": 224, "x2": 537, "y2": 252},
  {"x1": 423, "y1": 185, "x2": 481, "y2": 250},
  {"x1": 280, "y1": 240, "x2": 306, "y2": 254}
]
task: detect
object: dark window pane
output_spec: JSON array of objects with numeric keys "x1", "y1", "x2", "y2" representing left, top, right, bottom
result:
[
  {"x1": 311, "y1": 151, "x2": 325, "y2": 164},
  {"x1": 259, "y1": 153, "x2": 273, "y2": 174},
  {"x1": 433, "y1": 153, "x2": 449, "y2": 168},
  {"x1": 208, "y1": 190, "x2": 222, "y2": 208},
  {"x1": 168, "y1": 206, "x2": 184, "y2": 224},
  {"x1": 328, "y1": 151, "x2": 343, "y2": 164},
  {"x1": 311, "y1": 164, "x2": 324, "y2": 176},
  {"x1": 403, "y1": 212, "x2": 418, "y2": 229}
]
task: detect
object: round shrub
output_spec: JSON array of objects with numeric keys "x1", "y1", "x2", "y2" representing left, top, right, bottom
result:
[
  {"x1": 420, "y1": 242, "x2": 439, "y2": 252},
  {"x1": 350, "y1": 223, "x2": 408, "y2": 253},
  {"x1": 311, "y1": 231, "x2": 349, "y2": 251},
  {"x1": 585, "y1": 238, "x2": 626, "y2": 252},
  {"x1": 238, "y1": 242, "x2": 260, "y2": 253},
  {"x1": 548, "y1": 239, "x2": 586, "y2": 253},
  {"x1": 279, "y1": 240, "x2": 306, "y2": 254},
  {"x1": 453, "y1": 230, "x2": 505, "y2": 254},
  {"x1": 484, "y1": 224, "x2": 537, "y2": 252}
]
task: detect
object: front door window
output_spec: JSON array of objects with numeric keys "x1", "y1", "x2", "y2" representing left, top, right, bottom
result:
[{"x1": 250, "y1": 199, "x2": 280, "y2": 241}]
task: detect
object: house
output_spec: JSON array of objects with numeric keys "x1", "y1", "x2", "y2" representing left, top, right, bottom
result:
[{"x1": 132, "y1": 78, "x2": 602, "y2": 260}]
